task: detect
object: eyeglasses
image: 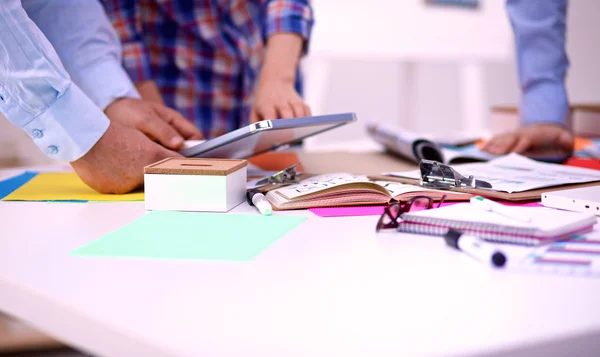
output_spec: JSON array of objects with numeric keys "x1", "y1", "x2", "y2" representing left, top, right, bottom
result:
[{"x1": 375, "y1": 195, "x2": 446, "y2": 232}]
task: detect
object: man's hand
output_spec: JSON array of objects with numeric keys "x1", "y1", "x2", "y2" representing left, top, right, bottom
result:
[
  {"x1": 104, "y1": 98, "x2": 203, "y2": 150},
  {"x1": 483, "y1": 123, "x2": 574, "y2": 155},
  {"x1": 250, "y1": 78, "x2": 311, "y2": 123},
  {"x1": 249, "y1": 33, "x2": 311, "y2": 123},
  {"x1": 71, "y1": 121, "x2": 181, "y2": 194}
]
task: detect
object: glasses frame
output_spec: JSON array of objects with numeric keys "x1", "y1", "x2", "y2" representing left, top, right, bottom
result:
[{"x1": 375, "y1": 195, "x2": 447, "y2": 232}]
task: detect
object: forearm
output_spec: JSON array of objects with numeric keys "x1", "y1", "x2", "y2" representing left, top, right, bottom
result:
[
  {"x1": 260, "y1": 33, "x2": 304, "y2": 84},
  {"x1": 507, "y1": 0, "x2": 569, "y2": 126},
  {"x1": 0, "y1": 1, "x2": 109, "y2": 162}
]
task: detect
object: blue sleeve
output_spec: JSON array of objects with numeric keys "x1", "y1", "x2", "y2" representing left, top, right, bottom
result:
[
  {"x1": 507, "y1": 0, "x2": 569, "y2": 127},
  {"x1": 22, "y1": 0, "x2": 140, "y2": 110},
  {"x1": 0, "y1": 0, "x2": 110, "y2": 162}
]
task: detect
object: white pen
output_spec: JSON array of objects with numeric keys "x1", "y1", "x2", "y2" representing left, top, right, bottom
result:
[
  {"x1": 444, "y1": 229, "x2": 507, "y2": 268},
  {"x1": 470, "y1": 195, "x2": 531, "y2": 223},
  {"x1": 246, "y1": 189, "x2": 272, "y2": 216}
]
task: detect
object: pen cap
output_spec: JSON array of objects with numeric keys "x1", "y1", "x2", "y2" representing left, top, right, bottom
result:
[
  {"x1": 247, "y1": 188, "x2": 263, "y2": 205},
  {"x1": 492, "y1": 252, "x2": 507, "y2": 267},
  {"x1": 444, "y1": 228, "x2": 462, "y2": 249}
]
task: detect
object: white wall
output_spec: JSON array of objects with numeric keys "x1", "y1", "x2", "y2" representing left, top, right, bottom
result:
[
  {"x1": 565, "y1": 0, "x2": 600, "y2": 102},
  {"x1": 303, "y1": 0, "x2": 600, "y2": 147}
]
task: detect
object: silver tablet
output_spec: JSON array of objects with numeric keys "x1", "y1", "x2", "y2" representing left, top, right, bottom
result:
[{"x1": 180, "y1": 113, "x2": 356, "y2": 159}]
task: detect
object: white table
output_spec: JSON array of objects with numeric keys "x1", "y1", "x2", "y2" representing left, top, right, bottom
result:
[{"x1": 1, "y1": 153, "x2": 600, "y2": 357}]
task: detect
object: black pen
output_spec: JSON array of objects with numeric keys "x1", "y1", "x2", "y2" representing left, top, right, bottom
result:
[
  {"x1": 246, "y1": 189, "x2": 272, "y2": 216},
  {"x1": 444, "y1": 229, "x2": 507, "y2": 268}
]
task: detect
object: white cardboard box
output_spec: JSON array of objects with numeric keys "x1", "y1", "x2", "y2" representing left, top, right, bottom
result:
[
  {"x1": 144, "y1": 158, "x2": 247, "y2": 212},
  {"x1": 542, "y1": 186, "x2": 600, "y2": 216}
]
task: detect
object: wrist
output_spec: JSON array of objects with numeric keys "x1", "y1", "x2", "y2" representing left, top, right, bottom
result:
[
  {"x1": 259, "y1": 61, "x2": 296, "y2": 85},
  {"x1": 260, "y1": 33, "x2": 303, "y2": 85}
]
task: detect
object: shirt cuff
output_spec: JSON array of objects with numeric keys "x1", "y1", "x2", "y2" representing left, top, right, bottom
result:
[
  {"x1": 520, "y1": 80, "x2": 569, "y2": 127},
  {"x1": 264, "y1": 2, "x2": 314, "y2": 54},
  {"x1": 21, "y1": 84, "x2": 110, "y2": 162},
  {"x1": 71, "y1": 59, "x2": 140, "y2": 111}
]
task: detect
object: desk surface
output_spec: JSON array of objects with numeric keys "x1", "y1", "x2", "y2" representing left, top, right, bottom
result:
[{"x1": 1, "y1": 152, "x2": 600, "y2": 357}]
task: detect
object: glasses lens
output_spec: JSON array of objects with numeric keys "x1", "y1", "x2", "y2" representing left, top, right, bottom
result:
[
  {"x1": 409, "y1": 197, "x2": 431, "y2": 212},
  {"x1": 388, "y1": 203, "x2": 400, "y2": 217},
  {"x1": 377, "y1": 204, "x2": 401, "y2": 231}
]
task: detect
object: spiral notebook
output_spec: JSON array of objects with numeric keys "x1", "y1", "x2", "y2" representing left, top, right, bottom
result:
[{"x1": 398, "y1": 203, "x2": 596, "y2": 245}]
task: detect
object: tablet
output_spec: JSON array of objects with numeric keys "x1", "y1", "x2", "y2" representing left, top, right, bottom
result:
[{"x1": 180, "y1": 113, "x2": 356, "y2": 159}]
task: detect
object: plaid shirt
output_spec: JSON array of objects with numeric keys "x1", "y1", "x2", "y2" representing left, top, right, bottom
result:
[{"x1": 101, "y1": 0, "x2": 314, "y2": 138}]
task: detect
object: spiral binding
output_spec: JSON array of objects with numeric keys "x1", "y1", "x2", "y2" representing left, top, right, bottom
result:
[{"x1": 397, "y1": 216, "x2": 540, "y2": 246}]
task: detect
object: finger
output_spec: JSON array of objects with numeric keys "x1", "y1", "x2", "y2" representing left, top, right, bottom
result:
[
  {"x1": 481, "y1": 136, "x2": 503, "y2": 153},
  {"x1": 249, "y1": 109, "x2": 259, "y2": 124},
  {"x1": 156, "y1": 106, "x2": 204, "y2": 140},
  {"x1": 486, "y1": 134, "x2": 518, "y2": 154},
  {"x1": 138, "y1": 114, "x2": 184, "y2": 150},
  {"x1": 278, "y1": 104, "x2": 295, "y2": 119},
  {"x1": 289, "y1": 102, "x2": 306, "y2": 118},
  {"x1": 154, "y1": 144, "x2": 183, "y2": 161},
  {"x1": 259, "y1": 107, "x2": 278, "y2": 121},
  {"x1": 304, "y1": 104, "x2": 312, "y2": 117},
  {"x1": 557, "y1": 129, "x2": 575, "y2": 152},
  {"x1": 511, "y1": 136, "x2": 532, "y2": 153}
]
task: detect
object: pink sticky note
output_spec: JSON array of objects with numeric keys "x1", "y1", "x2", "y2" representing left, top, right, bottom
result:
[
  {"x1": 309, "y1": 200, "x2": 542, "y2": 218},
  {"x1": 309, "y1": 206, "x2": 386, "y2": 217},
  {"x1": 438, "y1": 200, "x2": 541, "y2": 208}
]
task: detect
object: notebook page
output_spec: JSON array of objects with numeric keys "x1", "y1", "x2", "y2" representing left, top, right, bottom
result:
[
  {"x1": 274, "y1": 174, "x2": 385, "y2": 200},
  {"x1": 401, "y1": 203, "x2": 596, "y2": 237},
  {"x1": 374, "y1": 181, "x2": 438, "y2": 197}
]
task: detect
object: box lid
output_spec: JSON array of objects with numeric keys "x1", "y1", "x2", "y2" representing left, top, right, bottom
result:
[{"x1": 144, "y1": 158, "x2": 247, "y2": 176}]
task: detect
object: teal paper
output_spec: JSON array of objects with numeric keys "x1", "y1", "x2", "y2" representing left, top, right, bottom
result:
[{"x1": 72, "y1": 211, "x2": 306, "y2": 261}]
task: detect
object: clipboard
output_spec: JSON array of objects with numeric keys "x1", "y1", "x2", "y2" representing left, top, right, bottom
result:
[
  {"x1": 368, "y1": 158, "x2": 600, "y2": 201},
  {"x1": 367, "y1": 174, "x2": 600, "y2": 201}
]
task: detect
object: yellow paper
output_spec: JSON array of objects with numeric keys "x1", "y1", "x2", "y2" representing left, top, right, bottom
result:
[{"x1": 2, "y1": 172, "x2": 144, "y2": 202}]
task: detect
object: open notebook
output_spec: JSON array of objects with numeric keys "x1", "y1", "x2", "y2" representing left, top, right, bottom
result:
[
  {"x1": 398, "y1": 203, "x2": 596, "y2": 245},
  {"x1": 265, "y1": 173, "x2": 469, "y2": 210}
]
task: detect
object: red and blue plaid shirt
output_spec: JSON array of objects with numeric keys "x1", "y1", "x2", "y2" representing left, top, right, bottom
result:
[{"x1": 101, "y1": 0, "x2": 314, "y2": 138}]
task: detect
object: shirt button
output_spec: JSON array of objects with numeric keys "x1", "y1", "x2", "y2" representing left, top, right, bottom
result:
[
  {"x1": 0, "y1": 94, "x2": 4, "y2": 101},
  {"x1": 47, "y1": 145, "x2": 59, "y2": 155},
  {"x1": 32, "y1": 129, "x2": 44, "y2": 138}
]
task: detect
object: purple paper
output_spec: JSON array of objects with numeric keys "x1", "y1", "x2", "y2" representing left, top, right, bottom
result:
[
  {"x1": 308, "y1": 200, "x2": 542, "y2": 218},
  {"x1": 309, "y1": 206, "x2": 386, "y2": 217}
]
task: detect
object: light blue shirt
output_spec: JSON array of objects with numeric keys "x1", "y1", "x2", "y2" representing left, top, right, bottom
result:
[
  {"x1": 507, "y1": 0, "x2": 569, "y2": 127},
  {"x1": 22, "y1": 0, "x2": 139, "y2": 111},
  {"x1": 0, "y1": 0, "x2": 138, "y2": 162}
]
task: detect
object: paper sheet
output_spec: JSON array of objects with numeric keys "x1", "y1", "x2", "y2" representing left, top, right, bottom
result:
[
  {"x1": 72, "y1": 211, "x2": 307, "y2": 261},
  {"x1": 386, "y1": 153, "x2": 600, "y2": 193},
  {"x1": 2, "y1": 172, "x2": 144, "y2": 202},
  {"x1": 516, "y1": 228, "x2": 600, "y2": 277},
  {"x1": 274, "y1": 173, "x2": 372, "y2": 199},
  {"x1": 0, "y1": 171, "x2": 37, "y2": 199}
]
